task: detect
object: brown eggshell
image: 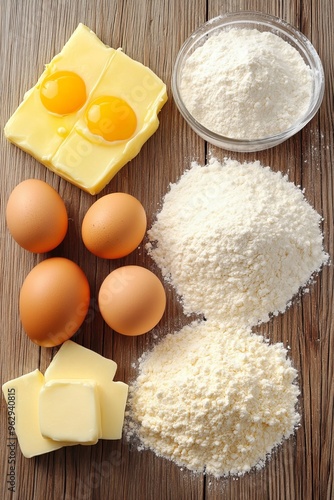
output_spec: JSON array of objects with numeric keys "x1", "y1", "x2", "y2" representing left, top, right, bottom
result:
[
  {"x1": 6, "y1": 179, "x2": 68, "y2": 253},
  {"x1": 81, "y1": 193, "x2": 147, "y2": 259},
  {"x1": 19, "y1": 258, "x2": 90, "y2": 347},
  {"x1": 98, "y1": 265, "x2": 166, "y2": 336}
]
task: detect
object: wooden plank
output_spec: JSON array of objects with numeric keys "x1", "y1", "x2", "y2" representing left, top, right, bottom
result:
[{"x1": 0, "y1": 0, "x2": 333, "y2": 499}]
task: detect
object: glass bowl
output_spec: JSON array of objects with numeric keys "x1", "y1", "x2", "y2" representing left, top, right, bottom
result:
[{"x1": 172, "y1": 11, "x2": 325, "y2": 152}]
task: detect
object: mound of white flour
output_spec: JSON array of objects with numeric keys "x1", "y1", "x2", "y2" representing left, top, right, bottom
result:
[
  {"x1": 180, "y1": 29, "x2": 313, "y2": 139},
  {"x1": 147, "y1": 158, "x2": 328, "y2": 326},
  {"x1": 127, "y1": 320, "x2": 300, "y2": 477},
  {"x1": 127, "y1": 158, "x2": 328, "y2": 477}
]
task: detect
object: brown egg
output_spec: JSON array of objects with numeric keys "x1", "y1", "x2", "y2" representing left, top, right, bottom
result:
[
  {"x1": 19, "y1": 258, "x2": 90, "y2": 347},
  {"x1": 81, "y1": 193, "x2": 147, "y2": 259},
  {"x1": 6, "y1": 179, "x2": 68, "y2": 253},
  {"x1": 98, "y1": 265, "x2": 166, "y2": 336}
]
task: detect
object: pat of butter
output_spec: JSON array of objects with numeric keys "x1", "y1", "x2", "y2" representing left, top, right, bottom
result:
[
  {"x1": 4, "y1": 23, "x2": 167, "y2": 194},
  {"x1": 39, "y1": 379, "x2": 101, "y2": 443},
  {"x1": 45, "y1": 341, "x2": 128, "y2": 439},
  {"x1": 2, "y1": 342, "x2": 128, "y2": 457},
  {"x1": 2, "y1": 369, "x2": 68, "y2": 458}
]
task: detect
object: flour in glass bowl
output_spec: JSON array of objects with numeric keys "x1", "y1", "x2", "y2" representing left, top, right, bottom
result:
[{"x1": 179, "y1": 28, "x2": 313, "y2": 139}]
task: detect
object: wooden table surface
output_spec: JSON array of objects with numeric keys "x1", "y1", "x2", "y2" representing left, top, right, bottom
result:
[{"x1": 1, "y1": 0, "x2": 333, "y2": 499}]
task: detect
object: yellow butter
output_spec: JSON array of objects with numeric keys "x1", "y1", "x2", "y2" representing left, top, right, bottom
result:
[
  {"x1": 4, "y1": 24, "x2": 113, "y2": 164},
  {"x1": 39, "y1": 379, "x2": 101, "y2": 443},
  {"x1": 2, "y1": 369, "x2": 67, "y2": 458},
  {"x1": 44, "y1": 340, "x2": 128, "y2": 439},
  {"x1": 53, "y1": 49, "x2": 167, "y2": 193},
  {"x1": 2, "y1": 342, "x2": 128, "y2": 457},
  {"x1": 4, "y1": 23, "x2": 167, "y2": 194}
]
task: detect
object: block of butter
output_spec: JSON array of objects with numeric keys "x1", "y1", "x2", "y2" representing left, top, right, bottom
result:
[
  {"x1": 45, "y1": 340, "x2": 128, "y2": 440},
  {"x1": 39, "y1": 379, "x2": 101, "y2": 443},
  {"x1": 2, "y1": 370, "x2": 71, "y2": 458},
  {"x1": 4, "y1": 24, "x2": 167, "y2": 194},
  {"x1": 2, "y1": 341, "x2": 129, "y2": 458}
]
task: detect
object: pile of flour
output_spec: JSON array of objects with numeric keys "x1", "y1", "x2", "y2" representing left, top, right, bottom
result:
[
  {"x1": 146, "y1": 158, "x2": 328, "y2": 327},
  {"x1": 180, "y1": 29, "x2": 313, "y2": 139},
  {"x1": 127, "y1": 158, "x2": 328, "y2": 476},
  {"x1": 127, "y1": 320, "x2": 300, "y2": 477}
]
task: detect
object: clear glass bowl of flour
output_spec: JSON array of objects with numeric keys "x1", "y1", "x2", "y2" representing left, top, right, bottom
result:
[{"x1": 172, "y1": 11, "x2": 325, "y2": 152}]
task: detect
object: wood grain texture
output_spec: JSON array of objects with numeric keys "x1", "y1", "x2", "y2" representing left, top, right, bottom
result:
[{"x1": 0, "y1": 1, "x2": 333, "y2": 499}]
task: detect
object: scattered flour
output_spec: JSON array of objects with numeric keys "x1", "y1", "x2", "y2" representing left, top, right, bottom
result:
[
  {"x1": 126, "y1": 320, "x2": 300, "y2": 477},
  {"x1": 127, "y1": 158, "x2": 328, "y2": 477},
  {"x1": 146, "y1": 158, "x2": 328, "y2": 327},
  {"x1": 180, "y1": 29, "x2": 313, "y2": 139}
]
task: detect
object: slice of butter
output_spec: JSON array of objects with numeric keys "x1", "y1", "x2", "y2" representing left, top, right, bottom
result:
[
  {"x1": 103, "y1": 380, "x2": 129, "y2": 439},
  {"x1": 45, "y1": 340, "x2": 129, "y2": 439},
  {"x1": 2, "y1": 369, "x2": 67, "y2": 458},
  {"x1": 39, "y1": 379, "x2": 101, "y2": 443},
  {"x1": 44, "y1": 340, "x2": 117, "y2": 380},
  {"x1": 4, "y1": 23, "x2": 167, "y2": 194}
]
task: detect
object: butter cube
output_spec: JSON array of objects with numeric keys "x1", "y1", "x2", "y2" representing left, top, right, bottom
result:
[
  {"x1": 2, "y1": 369, "x2": 66, "y2": 458},
  {"x1": 4, "y1": 23, "x2": 167, "y2": 194},
  {"x1": 39, "y1": 379, "x2": 101, "y2": 443},
  {"x1": 2, "y1": 342, "x2": 128, "y2": 459},
  {"x1": 45, "y1": 341, "x2": 129, "y2": 439}
]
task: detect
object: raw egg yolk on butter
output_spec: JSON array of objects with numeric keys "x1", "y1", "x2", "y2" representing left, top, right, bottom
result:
[
  {"x1": 40, "y1": 71, "x2": 87, "y2": 115},
  {"x1": 98, "y1": 265, "x2": 166, "y2": 336},
  {"x1": 85, "y1": 96, "x2": 137, "y2": 142},
  {"x1": 40, "y1": 71, "x2": 137, "y2": 141},
  {"x1": 19, "y1": 257, "x2": 90, "y2": 347}
]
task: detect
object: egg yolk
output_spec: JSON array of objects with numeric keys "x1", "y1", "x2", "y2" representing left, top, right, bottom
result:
[
  {"x1": 40, "y1": 71, "x2": 86, "y2": 115},
  {"x1": 85, "y1": 96, "x2": 137, "y2": 142}
]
